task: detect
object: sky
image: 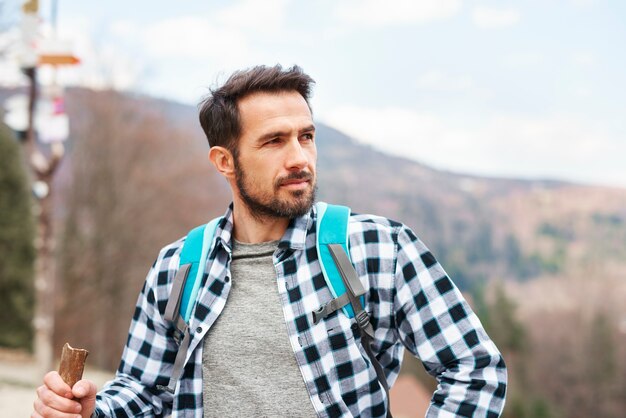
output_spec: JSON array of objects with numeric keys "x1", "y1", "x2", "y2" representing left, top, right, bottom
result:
[{"x1": 2, "y1": 0, "x2": 625, "y2": 188}]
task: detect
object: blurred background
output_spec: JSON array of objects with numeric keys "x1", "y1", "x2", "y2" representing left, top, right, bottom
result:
[{"x1": 0, "y1": 1, "x2": 624, "y2": 417}]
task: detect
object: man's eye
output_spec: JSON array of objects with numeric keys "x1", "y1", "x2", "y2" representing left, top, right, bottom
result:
[{"x1": 302, "y1": 133, "x2": 314, "y2": 141}]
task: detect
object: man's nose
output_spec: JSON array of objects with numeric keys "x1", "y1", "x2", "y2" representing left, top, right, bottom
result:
[{"x1": 285, "y1": 138, "x2": 308, "y2": 169}]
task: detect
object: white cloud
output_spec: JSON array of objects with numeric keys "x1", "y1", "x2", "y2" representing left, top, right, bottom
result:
[
  {"x1": 141, "y1": 17, "x2": 250, "y2": 62},
  {"x1": 217, "y1": 0, "x2": 291, "y2": 33},
  {"x1": 501, "y1": 51, "x2": 543, "y2": 69},
  {"x1": 472, "y1": 6, "x2": 520, "y2": 29},
  {"x1": 573, "y1": 86, "x2": 592, "y2": 98},
  {"x1": 334, "y1": 0, "x2": 463, "y2": 26},
  {"x1": 39, "y1": 16, "x2": 144, "y2": 91},
  {"x1": 109, "y1": 20, "x2": 140, "y2": 39},
  {"x1": 415, "y1": 70, "x2": 475, "y2": 92},
  {"x1": 135, "y1": 0, "x2": 292, "y2": 63},
  {"x1": 320, "y1": 105, "x2": 626, "y2": 187},
  {"x1": 572, "y1": 51, "x2": 595, "y2": 67},
  {"x1": 571, "y1": 0, "x2": 596, "y2": 7},
  {"x1": 321, "y1": 105, "x2": 473, "y2": 165}
]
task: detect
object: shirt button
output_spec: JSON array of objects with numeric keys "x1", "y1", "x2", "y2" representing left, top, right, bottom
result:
[
  {"x1": 196, "y1": 326, "x2": 203, "y2": 333},
  {"x1": 225, "y1": 276, "x2": 230, "y2": 282}
]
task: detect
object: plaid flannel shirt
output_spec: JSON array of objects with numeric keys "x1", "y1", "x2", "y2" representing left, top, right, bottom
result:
[{"x1": 94, "y1": 203, "x2": 506, "y2": 417}]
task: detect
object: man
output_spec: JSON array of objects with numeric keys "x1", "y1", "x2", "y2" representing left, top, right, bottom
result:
[{"x1": 33, "y1": 65, "x2": 507, "y2": 417}]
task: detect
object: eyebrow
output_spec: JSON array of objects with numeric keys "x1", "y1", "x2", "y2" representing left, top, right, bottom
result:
[
  {"x1": 257, "y1": 124, "x2": 316, "y2": 142},
  {"x1": 300, "y1": 124, "x2": 316, "y2": 135}
]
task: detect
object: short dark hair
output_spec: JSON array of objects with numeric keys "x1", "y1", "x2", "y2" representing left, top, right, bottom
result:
[{"x1": 198, "y1": 64, "x2": 315, "y2": 155}]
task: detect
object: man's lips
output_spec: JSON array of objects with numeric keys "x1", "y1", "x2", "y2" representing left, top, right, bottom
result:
[
  {"x1": 281, "y1": 179, "x2": 309, "y2": 186},
  {"x1": 279, "y1": 179, "x2": 310, "y2": 190},
  {"x1": 277, "y1": 172, "x2": 313, "y2": 188}
]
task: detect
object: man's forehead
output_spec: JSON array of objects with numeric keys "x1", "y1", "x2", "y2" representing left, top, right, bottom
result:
[
  {"x1": 238, "y1": 91, "x2": 312, "y2": 128},
  {"x1": 238, "y1": 90, "x2": 307, "y2": 109}
]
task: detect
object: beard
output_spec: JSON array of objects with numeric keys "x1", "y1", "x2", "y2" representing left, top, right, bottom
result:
[{"x1": 235, "y1": 161, "x2": 317, "y2": 221}]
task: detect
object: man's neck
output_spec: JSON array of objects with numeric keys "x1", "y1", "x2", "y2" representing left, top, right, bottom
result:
[{"x1": 231, "y1": 201, "x2": 290, "y2": 244}]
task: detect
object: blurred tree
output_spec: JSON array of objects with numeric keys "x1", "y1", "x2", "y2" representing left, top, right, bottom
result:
[
  {"x1": 487, "y1": 285, "x2": 526, "y2": 353},
  {"x1": 507, "y1": 395, "x2": 559, "y2": 418},
  {"x1": 472, "y1": 283, "x2": 563, "y2": 418},
  {"x1": 54, "y1": 90, "x2": 228, "y2": 370},
  {"x1": 583, "y1": 312, "x2": 618, "y2": 417},
  {"x1": 0, "y1": 124, "x2": 35, "y2": 349},
  {"x1": 472, "y1": 282, "x2": 526, "y2": 353}
]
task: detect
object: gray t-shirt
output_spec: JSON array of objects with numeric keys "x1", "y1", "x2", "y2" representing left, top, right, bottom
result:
[{"x1": 202, "y1": 240, "x2": 317, "y2": 417}]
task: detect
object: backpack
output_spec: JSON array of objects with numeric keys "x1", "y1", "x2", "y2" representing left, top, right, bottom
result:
[{"x1": 160, "y1": 202, "x2": 390, "y2": 415}]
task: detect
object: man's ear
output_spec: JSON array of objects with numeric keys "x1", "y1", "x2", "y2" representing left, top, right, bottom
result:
[{"x1": 208, "y1": 146, "x2": 235, "y2": 179}]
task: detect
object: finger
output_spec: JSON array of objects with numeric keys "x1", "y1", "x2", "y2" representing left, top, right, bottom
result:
[
  {"x1": 72, "y1": 379, "x2": 97, "y2": 418},
  {"x1": 31, "y1": 409, "x2": 44, "y2": 418},
  {"x1": 43, "y1": 371, "x2": 73, "y2": 398},
  {"x1": 72, "y1": 379, "x2": 97, "y2": 399},
  {"x1": 34, "y1": 396, "x2": 81, "y2": 417},
  {"x1": 36, "y1": 385, "x2": 82, "y2": 415}
]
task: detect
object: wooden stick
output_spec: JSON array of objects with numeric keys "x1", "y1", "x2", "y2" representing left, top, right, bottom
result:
[{"x1": 58, "y1": 343, "x2": 89, "y2": 388}]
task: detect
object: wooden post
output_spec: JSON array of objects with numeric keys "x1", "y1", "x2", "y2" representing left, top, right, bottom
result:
[
  {"x1": 19, "y1": 0, "x2": 68, "y2": 378},
  {"x1": 23, "y1": 66, "x2": 54, "y2": 376},
  {"x1": 23, "y1": 67, "x2": 65, "y2": 377}
]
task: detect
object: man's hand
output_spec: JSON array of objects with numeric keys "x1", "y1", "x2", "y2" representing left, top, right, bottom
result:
[{"x1": 32, "y1": 371, "x2": 97, "y2": 418}]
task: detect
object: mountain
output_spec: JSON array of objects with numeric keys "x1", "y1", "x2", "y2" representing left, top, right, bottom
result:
[
  {"x1": 315, "y1": 123, "x2": 626, "y2": 289},
  {"x1": 151, "y1": 90, "x2": 626, "y2": 291}
]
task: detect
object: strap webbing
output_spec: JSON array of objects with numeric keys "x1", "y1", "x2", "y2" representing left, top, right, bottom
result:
[
  {"x1": 316, "y1": 203, "x2": 364, "y2": 318},
  {"x1": 328, "y1": 244, "x2": 392, "y2": 417},
  {"x1": 156, "y1": 327, "x2": 191, "y2": 394},
  {"x1": 158, "y1": 218, "x2": 221, "y2": 394},
  {"x1": 312, "y1": 294, "x2": 351, "y2": 324},
  {"x1": 164, "y1": 264, "x2": 191, "y2": 324}
]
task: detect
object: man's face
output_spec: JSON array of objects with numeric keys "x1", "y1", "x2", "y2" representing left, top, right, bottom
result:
[{"x1": 233, "y1": 90, "x2": 317, "y2": 220}]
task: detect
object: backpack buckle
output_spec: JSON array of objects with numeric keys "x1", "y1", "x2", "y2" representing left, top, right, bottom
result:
[
  {"x1": 172, "y1": 320, "x2": 188, "y2": 345},
  {"x1": 312, "y1": 293, "x2": 352, "y2": 325},
  {"x1": 355, "y1": 310, "x2": 370, "y2": 329},
  {"x1": 312, "y1": 303, "x2": 331, "y2": 324}
]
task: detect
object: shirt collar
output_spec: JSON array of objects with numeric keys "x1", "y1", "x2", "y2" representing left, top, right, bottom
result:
[
  {"x1": 214, "y1": 202, "x2": 316, "y2": 252},
  {"x1": 213, "y1": 203, "x2": 235, "y2": 254},
  {"x1": 277, "y1": 205, "x2": 315, "y2": 251}
]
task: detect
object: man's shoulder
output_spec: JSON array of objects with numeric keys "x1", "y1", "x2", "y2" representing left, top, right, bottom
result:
[
  {"x1": 315, "y1": 202, "x2": 411, "y2": 237},
  {"x1": 344, "y1": 211, "x2": 413, "y2": 249},
  {"x1": 152, "y1": 235, "x2": 186, "y2": 271},
  {"x1": 348, "y1": 211, "x2": 405, "y2": 234}
]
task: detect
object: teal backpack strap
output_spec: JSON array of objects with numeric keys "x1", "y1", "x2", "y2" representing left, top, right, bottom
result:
[
  {"x1": 163, "y1": 217, "x2": 222, "y2": 331},
  {"x1": 159, "y1": 216, "x2": 222, "y2": 395},
  {"x1": 180, "y1": 217, "x2": 222, "y2": 322},
  {"x1": 313, "y1": 202, "x2": 364, "y2": 321}
]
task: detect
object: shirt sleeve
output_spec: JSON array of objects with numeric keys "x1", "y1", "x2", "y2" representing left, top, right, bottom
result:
[
  {"x1": 93, "y1": 241, "x2": 182, "y2": 417},
  {"x1": 392, "y1": 225, "x2": 507, "y2": 417}
]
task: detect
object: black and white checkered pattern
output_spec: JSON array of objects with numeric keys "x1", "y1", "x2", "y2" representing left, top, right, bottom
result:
[{"x1": 94, "y1": 203, "x2": 507, "y2": 417}]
